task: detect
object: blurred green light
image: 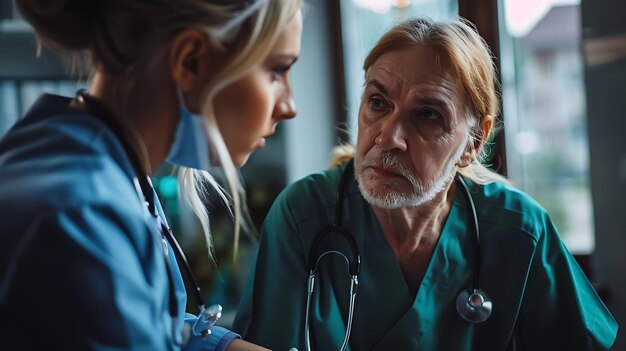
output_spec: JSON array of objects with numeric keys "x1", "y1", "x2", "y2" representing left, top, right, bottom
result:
[{"x1": 158, "y1": 176, "x2": 178, "y2": 198}]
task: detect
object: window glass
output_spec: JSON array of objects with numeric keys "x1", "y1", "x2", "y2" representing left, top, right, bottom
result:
[
  {"x1": 499, "y1": 0, "x2": 594, "y2": 253},
  {"x1": 0, "y1": 80, "x2": 87, "y2": 137},
  {"x1": 0, "y1": 81, "x2": 19, "y2": 135}
]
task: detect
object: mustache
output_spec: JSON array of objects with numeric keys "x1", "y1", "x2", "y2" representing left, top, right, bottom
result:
[{"x1": 360, "y1": 153, "x2": 414, "y2": 180}]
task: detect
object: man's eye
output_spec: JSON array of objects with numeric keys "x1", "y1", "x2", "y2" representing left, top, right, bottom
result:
[
  {"x1": 416, "y1": 108, "x2": 441, "y2": 121},
  {"x1": 368, "y1": 97, "x2": 388, "y2": 110}
]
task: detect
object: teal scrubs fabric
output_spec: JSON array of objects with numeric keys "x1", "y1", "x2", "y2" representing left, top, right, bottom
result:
[
  {"x1": 234, "y1": 162, "x2": 618, "y2": 350},
  {"x1": 0, "y1": 94, "x2": 237, "y2": 350}
]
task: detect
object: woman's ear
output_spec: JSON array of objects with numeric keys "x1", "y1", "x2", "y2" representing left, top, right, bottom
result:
[
  {"x1": 457, "y1": 116, "x2": 494, "y2": 168},
  {"x1": 169, "y1": 28, "x2": 212, "y2": 94}
]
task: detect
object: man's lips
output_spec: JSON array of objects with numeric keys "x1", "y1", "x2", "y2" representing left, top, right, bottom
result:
[{"x1": 367, "y1": 165, "x2": 404, "y2": 178}]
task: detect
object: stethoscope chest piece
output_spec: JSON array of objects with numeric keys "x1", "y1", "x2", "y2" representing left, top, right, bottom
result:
[
  {"x1": 456, "y1": 288, "x2": 493, "y2": 323},
  {"x1": 193, "y1": 304, "x2": 222, "y2": 336}
]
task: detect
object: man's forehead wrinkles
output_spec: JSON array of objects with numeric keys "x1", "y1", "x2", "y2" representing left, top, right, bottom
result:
[
  {"x1": 369, "y1": 66, "x2": 459, "y2": 91},
  {"x1": 367, "y1": 67, "x2": 405, "y2": 87},
  {"x1": 407, "y1": 83, "x2": 457, "y2": 104}
]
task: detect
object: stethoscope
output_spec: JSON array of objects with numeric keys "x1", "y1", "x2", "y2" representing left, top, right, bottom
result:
[
  {"x1": 76, "y1": 90, "x2": 221, "y2": 345},
  {"x1": 302, "y1": 160, "x2": 492, "y2": 351}
]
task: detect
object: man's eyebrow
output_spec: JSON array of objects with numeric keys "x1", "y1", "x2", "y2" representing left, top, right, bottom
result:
[
  {"x1": 415, "y1": 97, "x2": 449, "y2": 111},
  {"x1": 364, "y1": 79, "x2": 390, "y2": 96}
]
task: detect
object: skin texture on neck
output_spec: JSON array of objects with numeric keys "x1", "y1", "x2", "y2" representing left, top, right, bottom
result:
[
  {"x1": 374, "y1": 179, "x2": 456, "y2": 250},
  {"x1": 372, "y1": 177, "x2": 457, "y2": 297}
]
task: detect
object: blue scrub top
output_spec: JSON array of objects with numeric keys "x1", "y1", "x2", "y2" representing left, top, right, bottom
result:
[
  {"x1": 234, "y1": 162, "x2": 618, "y2": 350},
  {"x1": 0, "y1": 94, "x2": 237, "y2": 350}
]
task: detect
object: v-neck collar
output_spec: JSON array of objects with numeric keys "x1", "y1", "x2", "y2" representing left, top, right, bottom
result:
[
  {"x1": 366, "y1": 183, "x2": 467, "y2": 302},
  {"x1": 358, "y1": 181, "x2": 476, "y2": 349}
]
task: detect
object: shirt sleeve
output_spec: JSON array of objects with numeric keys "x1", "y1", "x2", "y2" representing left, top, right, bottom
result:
[
  {"x1": 514, "y1": 216, "x2": 618, "y2": 350},
  {"x1": 182, "y1": 321, "x2": 241, "y2": 351}
]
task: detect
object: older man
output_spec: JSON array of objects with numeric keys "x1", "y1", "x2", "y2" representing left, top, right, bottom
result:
[{"x1": 233, "y1": 18, "x2": 617, "y2": 351}]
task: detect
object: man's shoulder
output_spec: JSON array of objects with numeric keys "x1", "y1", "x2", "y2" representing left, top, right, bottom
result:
[
  {"x1": 270, "y1": 163, "x2": 348, "y2": 222},
  {"x1": 474, "y1": 181, "x2": 551, "y2": 240},
  {"x1": 288, "y1": 164, "x2": 345, "y2": 194}
]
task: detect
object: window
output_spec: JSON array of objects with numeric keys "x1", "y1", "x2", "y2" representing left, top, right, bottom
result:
[
  {"x1": 0, "y1": 81, "x2": 18, "y2": 135},
  {"x1": 499, "y1": 0, "x2": 594, "y2": 253},
  {"x1": 0, "y1": 80, "x2": 88, "y2": 136}
]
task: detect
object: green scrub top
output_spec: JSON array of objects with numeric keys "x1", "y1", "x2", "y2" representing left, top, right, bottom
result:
[{"x1": 234, "y1": 162, "x2": 617, "y2": 350}]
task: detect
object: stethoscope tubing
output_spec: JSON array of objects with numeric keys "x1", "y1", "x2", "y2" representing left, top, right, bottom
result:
[{"x1": 304, "y1": 250, "x2": 359, "y2": 351}]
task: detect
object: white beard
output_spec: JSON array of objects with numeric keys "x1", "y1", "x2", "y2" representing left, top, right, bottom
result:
[{"x1": 355, "y1": 141, "x2": 466, "y2": 209}]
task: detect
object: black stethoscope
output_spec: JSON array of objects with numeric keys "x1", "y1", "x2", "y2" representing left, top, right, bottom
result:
[
  {"x1": 76, "y1": 90, "x2": 221, "y2": 345},
  {"x1": 303, "y1": 160, "x2": 492, "y2": 351}
]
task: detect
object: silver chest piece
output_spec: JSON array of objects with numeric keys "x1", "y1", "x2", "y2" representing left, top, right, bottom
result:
[{"x1": 456, "y1": 288, "x2": 492, "y2": 323}]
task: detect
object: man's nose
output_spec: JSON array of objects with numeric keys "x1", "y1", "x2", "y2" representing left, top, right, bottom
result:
[{"x1": 376, "y1": 115, "x2": 408, "y2": 152}]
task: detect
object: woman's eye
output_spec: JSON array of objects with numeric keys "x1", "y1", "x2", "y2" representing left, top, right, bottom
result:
[{"x1": 272, "y1": 65, "x2": 289, "y2": 80}]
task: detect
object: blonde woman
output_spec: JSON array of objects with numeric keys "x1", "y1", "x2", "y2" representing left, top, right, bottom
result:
[{"x1": 0, "y1": 0, "x2": 303, "y2": 350}]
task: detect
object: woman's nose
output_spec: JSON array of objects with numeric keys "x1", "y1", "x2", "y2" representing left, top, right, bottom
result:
[{"x1": 274, "y1": 96, "x2": 297, "y2": 121}]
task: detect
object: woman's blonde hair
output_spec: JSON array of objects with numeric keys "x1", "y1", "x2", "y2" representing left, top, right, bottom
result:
[
  {"x1": 335, "y1": 17, "x2": 507, "y2": 185},
  {"x1": 181, "y1": 0, "x2": 304, "y2": 261},
  {"x1": 17, "y1": 0, "x2": 304, "y2": 260}
]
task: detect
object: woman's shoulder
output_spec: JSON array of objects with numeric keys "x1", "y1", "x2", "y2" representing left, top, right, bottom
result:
[
  {"x1": 2, "y1": 94, "x2": 130, "y2": 160},
  {"x1": 0, "y1": 94, "x2": 140, "y2": 213},
  {"x1": 0, "y1": 96, "x2": 152, "y2": 282}
]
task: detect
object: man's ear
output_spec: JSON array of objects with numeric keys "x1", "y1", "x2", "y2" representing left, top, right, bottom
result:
[
  {"x1": 458, "y1": 116, "x2": 494, "y2": 168},
  {"x1": 457, "y1": 148, "x2": 477, "y2": 169},
  {"x1": 169, "y1": 28, "x2": 212, "y2": 94}
]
